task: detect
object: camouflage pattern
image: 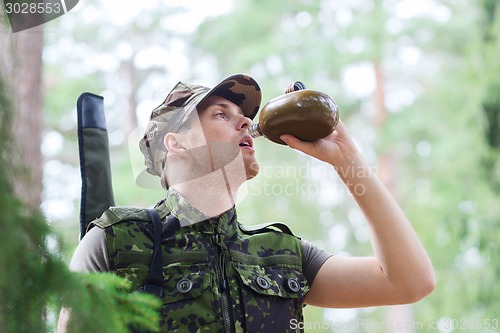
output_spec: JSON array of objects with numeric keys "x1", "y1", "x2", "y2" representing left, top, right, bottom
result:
[
  {"x1": 139, "y1": 74, "x2": 262, "y2": 178},
  {"x1": 90, "y1": 188, "x2": 309, "y2": 333}
]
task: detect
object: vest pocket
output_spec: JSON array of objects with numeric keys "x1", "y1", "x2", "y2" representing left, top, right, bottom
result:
[
  {"x1": 161, "y1": 263, "x2": 211, "y2": 303},
  {"x1": 159, "y1": 263, "x2": 218, "y2": 332},
  {"x1": 232, "y1": 259, "x2": 309, "y2": 332},
  {"x1": 116, "y1": 263, "x2": 218, "y2": 332}
]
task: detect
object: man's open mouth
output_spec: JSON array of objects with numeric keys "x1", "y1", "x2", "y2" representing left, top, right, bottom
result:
[{"x1": 239, "y1": 136, "x2": 253, "y2": 148}]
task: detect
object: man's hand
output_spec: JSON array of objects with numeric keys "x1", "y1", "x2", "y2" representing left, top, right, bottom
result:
[{"x1": 279, "y1": 120, "x2": 358, "y2": 167}]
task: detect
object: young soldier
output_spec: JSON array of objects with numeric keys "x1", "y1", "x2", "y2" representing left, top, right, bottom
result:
[{"x1": 59, "y1": 74, "x2": 435, "y2": 332}]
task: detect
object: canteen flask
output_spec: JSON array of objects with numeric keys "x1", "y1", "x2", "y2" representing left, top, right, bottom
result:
[{"x1": 249, "y1": 81, "x2": 339, "y2": 145}]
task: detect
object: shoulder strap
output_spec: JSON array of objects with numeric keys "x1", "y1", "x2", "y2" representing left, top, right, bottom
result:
[
  {"x1": 139, "y1": 210, "x2": 181, "y2": 298},
  {"x1": 89, "y1": 205, "x2": 182, "y2": 299},
  {"x1": 88, "y1": 206, "x2": 149, "y2": 231},
  {"x1": 139, "y1": 209, "x2": 164, "y2": 298}
]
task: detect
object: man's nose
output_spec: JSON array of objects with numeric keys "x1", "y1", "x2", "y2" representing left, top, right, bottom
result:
[{"x1": 238, "y1": 116, "x2": 252, "y2": 131}]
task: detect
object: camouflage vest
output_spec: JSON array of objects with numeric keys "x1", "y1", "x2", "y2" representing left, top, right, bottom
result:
[{"x1": 89, "y1": 190, "x2": 310, "y2": 333}]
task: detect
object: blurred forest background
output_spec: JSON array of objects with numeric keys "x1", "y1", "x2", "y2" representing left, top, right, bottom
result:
[{"x1": 1, "y1": 0, "x2": 500, "y2": 332}]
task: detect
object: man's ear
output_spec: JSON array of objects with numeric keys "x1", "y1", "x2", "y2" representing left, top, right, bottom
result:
[{"x1": 164, "y1": 133, "x2": 186, "y2": 155}]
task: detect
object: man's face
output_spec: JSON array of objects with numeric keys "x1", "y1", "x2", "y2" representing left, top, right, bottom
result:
[{"x1": 181, "y1": 95, "x2": 260, "y2": 181}]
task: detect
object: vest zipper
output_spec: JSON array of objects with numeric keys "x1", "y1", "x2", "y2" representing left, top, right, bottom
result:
[{"x1": 213, "y1": 233, "x2": 233, "y2": 333}]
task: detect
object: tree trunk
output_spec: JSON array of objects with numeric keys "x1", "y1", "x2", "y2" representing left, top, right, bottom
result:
[{"x1": 0, "y1": 21, "x2": 44, "y2": 208}]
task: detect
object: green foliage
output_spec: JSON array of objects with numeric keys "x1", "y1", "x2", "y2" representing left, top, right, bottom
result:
[
  {"x1": 481, "y1": 81, "x2": 500, "y2": 148},
  {"x1": 0, "y1": 72, "x2": 160, "y2": 333},
  {"x1": 44, "y1": 64, "x2": 105, "y2": 125},
  {"x1": 63, "y1": 273, "x2": 161, "y2": 333}
]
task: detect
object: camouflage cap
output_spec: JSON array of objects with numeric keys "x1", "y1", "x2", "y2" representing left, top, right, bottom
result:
[{"x1": 139, "y1": 74, "x2": 262, "y2": 178}]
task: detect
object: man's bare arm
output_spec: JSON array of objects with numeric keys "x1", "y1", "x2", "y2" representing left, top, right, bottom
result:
[
  {"x1": 57, "y1": 227, "x2": 109, "y2": 332},
  {"x1": 281, "y1": 121, "x2": 436, "y2": 307}
]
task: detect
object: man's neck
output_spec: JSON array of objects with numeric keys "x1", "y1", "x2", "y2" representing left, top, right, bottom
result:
[{"x1": 172, "y1": 169, "x2": 239, "y2": 219}]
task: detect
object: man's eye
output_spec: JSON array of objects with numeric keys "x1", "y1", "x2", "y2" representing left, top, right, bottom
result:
[{"x1": 215, "y1": 112, "x2": 228, "y2": 119}]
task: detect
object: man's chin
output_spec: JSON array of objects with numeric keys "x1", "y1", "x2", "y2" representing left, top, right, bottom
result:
[{"x1": 245, "y1": 160, "x2": 259, "y2": 180}]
